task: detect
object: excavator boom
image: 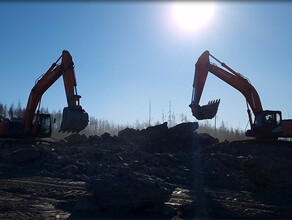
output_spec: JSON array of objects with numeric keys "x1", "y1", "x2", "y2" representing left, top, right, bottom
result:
[
  {"x1": 190, "y1": 50, "x2": 263, "y2": 121},
  {"x1": 189, "y1": 50, "x2": 292, "y2": 139},
  {"x1": 27, "y1": 50, "x2": 89, "y2": 134},
  {"x1": 190, "y1": 51, "x2": 220, "y2": 120},
  {"x1": 57, "y1": 50, "x2": 89, "y2": 133},
  {"x1": 1, "y1": 50, "x2": 88, "y2": 139}
]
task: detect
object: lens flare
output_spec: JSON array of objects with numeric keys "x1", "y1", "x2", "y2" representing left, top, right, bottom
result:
[{"x1": 172, "y1": 2, "x2": 215, "y2": 32}]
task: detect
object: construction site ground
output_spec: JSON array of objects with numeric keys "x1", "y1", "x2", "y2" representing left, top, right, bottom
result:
[{"x1": 1, "y1": 122, "x2": 292, "y2": 219}]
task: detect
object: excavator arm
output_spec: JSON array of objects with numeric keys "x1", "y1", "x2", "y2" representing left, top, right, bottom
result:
[
  {"x1": 190, "y1": 50, "x2": 263, "y2": 129},
  {"x1": 22, "y1": 50, "x2": 88, "y2": 136}
]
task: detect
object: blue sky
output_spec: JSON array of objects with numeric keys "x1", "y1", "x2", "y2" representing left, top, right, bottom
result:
[{"x1": 1, "y1": 1, "x2": 292, "y2": 130}]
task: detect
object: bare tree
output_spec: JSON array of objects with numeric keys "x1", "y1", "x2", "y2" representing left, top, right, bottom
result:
[{"x1": 8, "y1": 103, "x2": 14, "y2": 119}]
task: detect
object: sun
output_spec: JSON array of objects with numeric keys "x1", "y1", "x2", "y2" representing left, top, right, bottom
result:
[{"x1": 172, "y1": 2, "x2": 215, "y2": 32}]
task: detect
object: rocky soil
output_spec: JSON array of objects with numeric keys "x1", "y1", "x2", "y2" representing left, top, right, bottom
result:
[{"x1": 1, "y1": 122, "x2": 292, "y2": 219}]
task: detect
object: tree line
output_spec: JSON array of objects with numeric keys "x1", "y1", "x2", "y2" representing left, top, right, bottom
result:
[
  {"x1": 197, "y1": 120, "x2": 248, "y2": 142},
  {"x1": 0, "y1": 101, "x2": 247, "y2": 141}
]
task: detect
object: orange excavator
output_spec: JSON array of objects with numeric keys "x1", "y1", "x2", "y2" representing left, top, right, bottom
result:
[
  {"x1": 189, "y1": 50, "x2": 292, "y2": 139},
  {"x1": 0, "y1": 50, "x2": 89, "y2": 139}
]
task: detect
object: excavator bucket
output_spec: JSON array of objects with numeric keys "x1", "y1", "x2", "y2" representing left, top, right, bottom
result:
[
  {"x1": 189, "y1": 99, "x2": 220, "y2": 120},
  {"x1": 60, "y1": 107, "x2": 89, "y2": 133}
]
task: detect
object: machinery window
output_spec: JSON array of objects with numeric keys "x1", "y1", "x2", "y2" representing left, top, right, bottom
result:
[
  {"x1": 276, "y1": 113, "x2": 281, "y2": 125},
  {"x1": 255, "y1": 112, "x2": 263, "y2": 127},
  {"x1": 264, "y1": 112, "x2": 281, "y2": 125},
  {"x1": 265, "y1": 114, "x2": 274, "y2": 123},
  {"x1": 39, "y1": 115, "x2": 51, "y2": 134}
]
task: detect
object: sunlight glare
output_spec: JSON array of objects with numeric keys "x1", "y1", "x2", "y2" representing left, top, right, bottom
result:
[{"x1": 172, "y1": 2, "x2": 215, "y2": 32}]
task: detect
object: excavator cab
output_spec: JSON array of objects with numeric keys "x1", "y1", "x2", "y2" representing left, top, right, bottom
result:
[
  {"x1": 246, "y1": 110, "x2": 282, "y2": 139},
  {"x1": 33, "y1": 114, "x2": 52, "y2": 138}
]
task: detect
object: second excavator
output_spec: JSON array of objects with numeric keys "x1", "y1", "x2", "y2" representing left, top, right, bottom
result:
[
  {"x1": 0, "y1": 50, "x2": 89, "y2": 139},
  {"x1": 189, "y1": 50, "x2": 292, "y2": 139}
]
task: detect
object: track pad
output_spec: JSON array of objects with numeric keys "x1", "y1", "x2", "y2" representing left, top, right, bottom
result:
[{"x1": 189, "y1": 99, "x2": 220, "y2": 120}]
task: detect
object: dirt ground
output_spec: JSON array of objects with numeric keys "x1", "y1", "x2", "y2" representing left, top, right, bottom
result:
[
  {"x1": 0, "y1": 176, "x2": 85, "y2": 219},
  {"x1": 1, "y1": 122, "x2": 292, "y2": 219},
  {"x1": 1, "y1": 175, "x2": 291, "y2": 219}
]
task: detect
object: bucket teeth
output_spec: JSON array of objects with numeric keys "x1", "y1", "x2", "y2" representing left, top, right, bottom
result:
[{"x1": 208, "y1": 99, "x2": 220, "y2": 105}]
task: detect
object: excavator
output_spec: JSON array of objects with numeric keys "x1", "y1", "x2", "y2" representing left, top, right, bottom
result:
[
  {"x1": 189, "y1": 50, "x2": 292, "y2": 139},
  {"x1": 0, "y1": 50, "x2": 89, "y2": 140}
]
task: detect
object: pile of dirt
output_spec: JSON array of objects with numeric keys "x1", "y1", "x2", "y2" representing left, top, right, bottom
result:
[{"x1": 1, "y1": 122, "x2": 292, "y2": 219}]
